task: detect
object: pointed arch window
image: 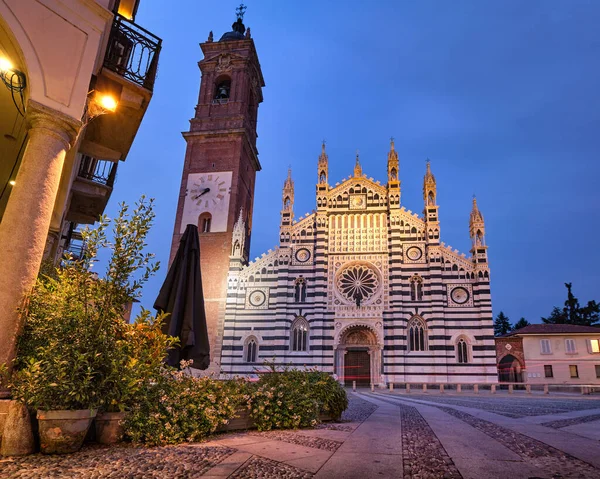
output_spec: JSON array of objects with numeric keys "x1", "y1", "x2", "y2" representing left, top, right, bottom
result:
[
  {"x1": 410, "y1": 275, "x2": 423, "y2": 301},
  {"x1": 408, "y1": 317, "x2": 427, "y2": 352},
  {"x1": 390, "y1": 168, "x2": 398, "y2": 181},
  {"x1": 294, "y1": 277, "x2": 307, "y2": 302},
  {"x1": 290, "y1": 317, "x2": 309, "y2": 352},
  {"x1": 319, "y1": 171, "x2": 326, "y2": 183},
  {"x1": 456, "y1": 338, "x2": 469, "y2": 363},
  {"x1": 245, "y1": 337, "x2": 258, "y2": 363}
]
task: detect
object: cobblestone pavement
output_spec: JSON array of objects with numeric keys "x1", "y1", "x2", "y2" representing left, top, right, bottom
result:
[
  {"x1": 339, "y1": 395, "x2": 378, "y2": 422},
  {"x1": 369, "y1": 394, "x2": 462, "y2": 479},
  {"x1": 229, "y1": 456, "x2": 313, "y2": 479},
  {"x1": 399, "y1": 403, "x2": 463, "y2": 479},
  {"x1": 395, "y1": 394, "x2": 600, "y2": 418},
  {"x1": 0, "y1": 444, "x2": 235, "y2": 478},
  {"x1": 438, "y1": 406, "x2": 600, "y2": 478},
  {"x1": 541, "y1": 413, "x2": 600, "y2": 429},
  {"x1": 248, "y1": 431, "x2": 342, "y2": 452}
]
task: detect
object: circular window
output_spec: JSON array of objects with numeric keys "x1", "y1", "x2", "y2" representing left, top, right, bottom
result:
[
  {"x1": 406, "y1": 247, "x2": 422, "y2": 261},
  {"x1": 336, "y1": 263, "x2": 379, "y2": 304},
  {"x1": 295, "y1": 248, "x2": 311, "y2": 263},
  {"x1": 249, "y1": 290, "x2": 266, "y2": 307}
]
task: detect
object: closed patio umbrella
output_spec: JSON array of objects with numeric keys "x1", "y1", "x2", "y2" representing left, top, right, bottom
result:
[{"x1": 153, "y1": 224, "x2": 210, "y2": 370}]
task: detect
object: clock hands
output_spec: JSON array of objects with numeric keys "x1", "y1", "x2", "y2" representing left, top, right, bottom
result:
[{"x1": 192, "y1": 187, "x2": 210, "y2": 200}]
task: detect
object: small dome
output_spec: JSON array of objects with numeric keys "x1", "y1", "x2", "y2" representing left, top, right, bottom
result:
[{"x1": 219, "y1": 18, "x2": 246, "y2": 42}]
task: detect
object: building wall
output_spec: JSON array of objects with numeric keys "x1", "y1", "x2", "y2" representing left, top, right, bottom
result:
[
  {"x1": 220, "y1": 171, "x2": 497, "y2": 384},
  {"x1": 522, "y1": 335, "x2": 600, "y2": 384}
]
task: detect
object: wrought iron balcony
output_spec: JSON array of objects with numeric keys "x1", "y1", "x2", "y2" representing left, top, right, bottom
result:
[
  {"x1": 78, "y1": 156, "x2": 117, "y2": 187},
  {"x1": 103, "y1": 14, "x2": 162, "y2": 91}
]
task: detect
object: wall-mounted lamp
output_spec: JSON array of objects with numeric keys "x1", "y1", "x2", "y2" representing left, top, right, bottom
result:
[
  {"x1": 8, "y1": 180, "x2": 16, "y2": 186},
  {"x1": 84, "y1": 91, "x2": 119, "y2": 121},
  {"x1": 98, "y1": 93, "x2": 118, "y2": 112},
  {"x1": 0, "y1": 56, "x2": 27, "y2": 116}
]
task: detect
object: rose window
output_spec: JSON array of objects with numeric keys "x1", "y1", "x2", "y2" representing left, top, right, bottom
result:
[{"x1": 337, "y1": 264, "x2": 379, "y2": 303}]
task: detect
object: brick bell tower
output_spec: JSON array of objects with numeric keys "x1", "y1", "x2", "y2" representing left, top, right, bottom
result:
[{"x1": 170, "y1": 4, "x2": 265, "y2": 373}]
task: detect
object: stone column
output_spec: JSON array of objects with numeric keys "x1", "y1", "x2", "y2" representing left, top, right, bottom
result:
[{"x1": 0, "y1": 100, "x2": 80, "y2": 372}]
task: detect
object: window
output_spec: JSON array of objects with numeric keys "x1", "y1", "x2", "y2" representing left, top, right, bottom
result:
[
  {"x1": 294, "y1": 277, "x2": 307, "y2": 303},
  {"x1": 199, "y1": 212, "x2": 212, "y2": 233},
  {"x1": 565, "y1": 339, "x2": 577, "y2": 354},
  {"x1": 408, "y1": 317, "x2": 427, "y2": 352},
  {"x1": 589, "y1": 339, "x2": 600, "y2": 353},
  {"x1": 569, "y1": 365, "x2": 579, "y2": 378},
  {"x1": 540, "y1": 339, "x2": 552, "y2": 354},
  {"x1": 595, "y1": 365, "x2": 600, "y2": 379},
  {"x1": 544, "y1": 365, "x2": 553, "y2": 378},
  {"x1": 290, "y1": 317, "x2": 309, "y2": 352},
  {"x1": 456, "y1": 338, "x2": 469, "y2": 364},
  {"x1": 245, "y1": 338, "x2": 257, "y2": 363},
  {"x1": 410, "y1": 276, "x2": 423, "y2": 301}
]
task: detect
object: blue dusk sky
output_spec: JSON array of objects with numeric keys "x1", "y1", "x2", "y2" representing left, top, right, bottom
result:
[{"x1": 103, "y1": 0, "x2": 600, "y2": 324}]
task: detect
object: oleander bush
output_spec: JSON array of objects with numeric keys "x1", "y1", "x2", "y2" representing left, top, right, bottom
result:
[
  {"x1": 123, "y1": 362, "x2": 248, "y2": 445},
  {"x1": 247, "y1": 362, "x2": 348, "y2": 431}
]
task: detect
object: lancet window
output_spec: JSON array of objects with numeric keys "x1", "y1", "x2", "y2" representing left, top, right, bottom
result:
[
  {"x1": 294, "y1": 277, "x2": 307, "y2": 302},
  {"x1": 290, "y1": 317, "x2": 309, "y2": 352},
  {"x1": 245, "y1": 337, "x2": 258, "y2": 363},
  {"x1": 408, "y1": 317, "x2": 427, "y2": 352},
  {"x1": 457, "y1": 338, "x2": 469, "y2": 364},
  {"x1": 410, "y1": 275, "x2": 423, "y2": 301}
]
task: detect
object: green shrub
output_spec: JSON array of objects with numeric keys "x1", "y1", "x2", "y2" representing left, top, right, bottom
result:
[
  {"x1": 248, "y1": 362, "x2": 348, "y2": 431},
  {"x1": 123, "y1": 363, "x2": 248, "y2": 445},
  {"x1": 8, "y1": 197, "x2": 162, "y2": 412},
  {"x1": 305, "y1": 370, "x2": 348, "y2": 420}
]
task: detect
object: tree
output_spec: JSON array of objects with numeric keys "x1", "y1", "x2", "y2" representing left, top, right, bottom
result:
[
  {"x1": 494, "y1": 311, "x2": 512, "y2": 336},
  {"x1": 542, "y1": 283, "x2": 600, "y2": 326},
  {"x1": 513, "y1": 317, "x2": 530, "y2": 330}
]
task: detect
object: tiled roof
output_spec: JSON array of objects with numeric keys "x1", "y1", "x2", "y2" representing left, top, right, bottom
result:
[{"x1": 503, "y1": 324, "x2": 600, "y2": 336}]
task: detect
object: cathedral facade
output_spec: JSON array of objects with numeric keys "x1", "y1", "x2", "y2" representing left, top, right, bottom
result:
[{"x1": 171, "y1": 11, "x2": 497, "y2": 385}]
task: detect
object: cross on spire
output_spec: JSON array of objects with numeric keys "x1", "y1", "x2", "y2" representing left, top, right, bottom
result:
[{"x1": 236, "y1": 3, "x2": 247, "y2": 20}]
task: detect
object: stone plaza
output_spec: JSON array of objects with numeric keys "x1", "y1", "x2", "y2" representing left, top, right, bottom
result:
[{"x1": 2, "y1": 391, "x2": 600, "y2": 478}]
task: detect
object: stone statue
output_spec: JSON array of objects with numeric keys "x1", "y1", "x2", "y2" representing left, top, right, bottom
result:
[{"x1": 208, "y1": 31, "x2": 214, "y2": 42}]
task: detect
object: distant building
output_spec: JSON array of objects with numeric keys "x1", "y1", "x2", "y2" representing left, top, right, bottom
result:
[
  {"x1": 496, "y1": 324, "x2": 600, "y2": 384},
  {"x1": 171, "y1": 10, "x2": 497, "y2": 386},
  {"x1": 0, "y1": 0, "x2": 160, "y2": 371}
]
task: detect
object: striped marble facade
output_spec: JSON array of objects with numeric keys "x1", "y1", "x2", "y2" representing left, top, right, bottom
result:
[{"x1": 219, "y1": 142, "x2": 497, "y2": 385}]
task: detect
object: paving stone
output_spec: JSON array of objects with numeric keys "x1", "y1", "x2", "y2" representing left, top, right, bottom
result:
[
  {"x1": 399, "y1": 395, "x2": 600, "y2": 418},
  {"x1": 248, "y1": 431, "x2": 342, "y2": 452},
  {"x1": 541, "y1": 413, "x2": 600, "y2": 429},
  {"x1": 438, "y1": 406, "x2": 600, "y2": 478},
  {"x1": 0, "y1": 444, "x2": 235, "y2": 479},
  {"x1": 229, "y1": 455, "x2": 313, "y2": 478}
]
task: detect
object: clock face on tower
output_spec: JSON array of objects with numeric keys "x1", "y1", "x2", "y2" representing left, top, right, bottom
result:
[{"x1": 181, "y1": 172, "x2": 232, "y2": 233}]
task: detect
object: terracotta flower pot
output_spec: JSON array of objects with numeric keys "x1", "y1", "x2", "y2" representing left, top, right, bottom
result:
[
  {"x1": 37, "y1": 409, "x2": 97, "y2": 454},
  {"x1": 95, "y1": 411, "x2": 126, "y2": 444}
]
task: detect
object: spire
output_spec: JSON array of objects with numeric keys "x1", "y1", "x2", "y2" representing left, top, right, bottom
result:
[
  {"x1": 388, "y1": 137, "x2": 398, "y2": 162},
  {"x1": 424, "y1": 159, "x2": 435, "y2": 183},
  {"x1": 470, "y1": 195, "x2": 484, "y2": 224},
  {"x1": 423, "y1": 159, "x2": 437, "y2": 206},
  {"x1": 231, "y1": 207, "x2": 246, "y2": 260},
  {"x1": 284, "y1": 166, "x2": 294, "y2": 190},
  {"x1": 317, "y1": 141, "x2": 329, "y2": 192},
  {"x1": 354, "y1": 151, "x2": 362, "y2": 177},
  {"x1": 387, "y1": 137, "x2": 399, "y2": 182},
  {"x1": 469, "y1": 195, "x2": 486, "y2": 249},
  {"x1": 282, "y1": 167, "x2": 294, "y2": 213}
]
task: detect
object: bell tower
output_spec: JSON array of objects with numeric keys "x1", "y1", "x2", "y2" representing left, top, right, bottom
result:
[{"x1": 170, "y1": 4, "x2": 265, "y2": 373}]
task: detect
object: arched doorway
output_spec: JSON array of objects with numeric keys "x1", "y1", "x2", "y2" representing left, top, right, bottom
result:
[
  {"x1": 498, "y1": 354, "x2": 523, "y2": 383},
  {"x1": 335, "y1": 325, "x2": 381, "y2": 387}
]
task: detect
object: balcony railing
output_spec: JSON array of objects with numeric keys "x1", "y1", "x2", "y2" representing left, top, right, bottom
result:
[
  {"x1": 78, "y1": 156, "x2": 117, "y2": 187},
  {"x1": 103, "y1": 14, "x2": 162, "y2": 91}
]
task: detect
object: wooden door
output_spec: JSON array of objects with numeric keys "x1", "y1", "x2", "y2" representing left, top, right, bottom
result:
[{"x1": 345, "y1": 350, "x2": 370, "y2": 386}]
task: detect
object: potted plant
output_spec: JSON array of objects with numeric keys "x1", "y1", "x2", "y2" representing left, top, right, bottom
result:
[{"x1": 8, "y1": 198, "x2": 160, "y2": 453}]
